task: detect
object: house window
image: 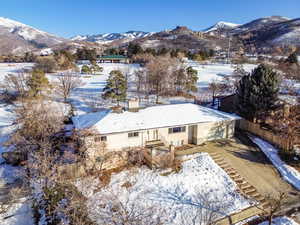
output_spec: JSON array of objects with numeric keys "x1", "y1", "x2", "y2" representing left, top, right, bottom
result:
[
  {"x1": 94, "y1": 136, "x2": 107, "y2": 142},
  {"x1": 168, "y1": 126, "x2": 186, "y2": 134},
  {"x1": 128, "y1": 132, "x2": 139, "y2": 138}
]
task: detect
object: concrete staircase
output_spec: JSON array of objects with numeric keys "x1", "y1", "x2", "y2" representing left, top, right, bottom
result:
[{"x1": 209, "y1": 152, "x2": 269, "y2": 225}]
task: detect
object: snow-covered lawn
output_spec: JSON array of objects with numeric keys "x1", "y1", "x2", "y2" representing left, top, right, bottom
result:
[
  {"x1": 0, "y1": 63, "x2": 33, "y2": 82},
  {"x1": 259, "y1": 216, "x2": 299, "y2": 225},
  {"x1": 68, "y1": 62, "x2": 257, "y2": 115},
  {"x1": 76, "y1": 153, "x2": 253, "y2": 225},
  {"x1": 249, "y1": 136, "x2": 300, "y2": 191},
  {"x1": 69, "y1": 63, "x2": 140, "y2": 115},
  {"x1": 186, "y1": 61, "x2": 256, "y2": 88}
]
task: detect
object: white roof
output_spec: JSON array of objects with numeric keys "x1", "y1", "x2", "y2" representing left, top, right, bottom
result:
[{"x1": 72, "y1": 103, "x2": 240, "y2": 135}]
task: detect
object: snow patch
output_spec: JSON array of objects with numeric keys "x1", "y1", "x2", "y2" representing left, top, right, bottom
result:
[
  {"x1": 259, "y1": 216, "x2": 299, "y2": 225},
  {"x1": 76, "y1": 153, "x2": 253, "y2": 224},
  {"x1": 249, "y1": 136, "x2": 300, "y2": 190}
]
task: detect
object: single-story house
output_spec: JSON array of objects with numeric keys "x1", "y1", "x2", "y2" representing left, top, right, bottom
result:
[
  {"x1": 72, "y1": 103, "x2": 240, "y2": 152},
  {"x1": 97, "y1": 55, "x2": 130, "y2": 63}
]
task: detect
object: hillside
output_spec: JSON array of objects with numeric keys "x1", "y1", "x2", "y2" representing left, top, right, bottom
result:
[
  {"x1": 71, "y1": 31, "x2": 153, "y2": 45},
  {"x1": 0, "y1": 16, "x2": 299, "y2": 56},
  {"x1": 0, "y1": 17, "x2": 67, "y2": 55}
]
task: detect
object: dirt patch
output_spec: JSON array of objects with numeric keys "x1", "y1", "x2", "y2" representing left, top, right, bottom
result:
[{"x1": 97, "y1": 165, "x2": 137, "y2": 188}]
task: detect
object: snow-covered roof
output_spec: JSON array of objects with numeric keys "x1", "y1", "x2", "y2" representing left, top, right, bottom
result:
[{"x1": 72, "y1": 103, "x2": 240, "y2": 134}]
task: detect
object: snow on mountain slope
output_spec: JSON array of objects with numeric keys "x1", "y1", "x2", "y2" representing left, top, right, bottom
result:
[
  {"x1": 71, "y1": 31, "x2": 153, "y2": 44},
  {"x1": 271, "y1": 19, "x2": 300, "y2": 45},
  {"x1": 204, "y1": 21, "x2": 240, "y2": 33},
  {"x1": 0, "y1": 17, "x2": 64, "y2": 42},
  {"x1": 0, "y1": 17, "x2": 66, "y2": 54},
  {"x1": 232, "y1": 16, "x2": 290, "y2": 33}
]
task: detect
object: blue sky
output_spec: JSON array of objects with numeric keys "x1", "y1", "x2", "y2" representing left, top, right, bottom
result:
[{"x1": 1, "y1": 0, "x2": 299, "y2": 38}]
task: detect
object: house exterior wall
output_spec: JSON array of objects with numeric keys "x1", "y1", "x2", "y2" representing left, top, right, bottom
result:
[
  {"x1": 88, "y1": 120, "x2": 236, "y2": 151},
  {"x1": 194, "y1": 120, "x2": 235, "y2": 144}
]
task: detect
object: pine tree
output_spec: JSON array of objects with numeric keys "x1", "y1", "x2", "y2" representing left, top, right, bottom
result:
[
  {"x1": 236, "y1": 64, "x2": 280, "y2": 120},
  {"x1": 185, "y1": 66, "x2": 198, "y2": 92},
  {"x1": 81, "y1": 65, "x2": 91, "y2": 74},
  {"x1": 127, "y1": 43, "x2": 143, "y2": 57},
  {"x1": 286, "y1": 52, "x2": 298, "y2": 65},
  {"x1": 102, "y1": 70, "x2": 127, "y2": 105},
  {"x1": 27, "y1": 69, "x2": 50, "y2": 97}
]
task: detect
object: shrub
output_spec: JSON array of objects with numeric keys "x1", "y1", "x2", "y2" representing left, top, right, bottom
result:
[{"x1": 81, "y1": 65, "x2": 91, "y2": 74}]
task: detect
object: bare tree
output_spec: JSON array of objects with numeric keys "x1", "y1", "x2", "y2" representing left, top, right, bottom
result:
[
  {"x1": 55, "y1": 72, "x2": 84, "y2": 102},
  {"x1": 134, "y1": 69, "x2": 148, "y2": 100},
  {"x1": 255, "y1": 192, "x2": 288, "y2": 225},
  {"x1": 208, "y1": 80, "x2": 227, "y2": 107},
  {"x1": 0, "y1": 72, "x2": 30, "y2": 102},
  {"x1": 145, "y1": 55, "x2": 181, "y2": 103}
]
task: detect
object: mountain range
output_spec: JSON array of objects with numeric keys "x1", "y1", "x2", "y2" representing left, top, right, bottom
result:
[
  {"x1": 0, "y1": 17, "x2": 66, "y2": 55},
  {"x1": 0, "y1": 16, "x2": 299, "y2": 55},
  {"x1": 71, "y1": 31, "x2": 153, "y2": 44}
]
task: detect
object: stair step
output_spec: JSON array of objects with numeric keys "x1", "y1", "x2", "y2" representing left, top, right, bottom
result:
[
  {"x1": 243, "y1": 187, "x2": 256, "y2": 193},
  {"x1": 240, "y1": 184, "x2": 252, "y2": 189},
  {"x1": 227, "y1": 171, "x2": 237, "y2": 176},
  {"x1": 235, "y1": 179, "x2": 245, "y2": 184},
  {"x1": 245, "y1": 189, "x2": 257, "y2": 195},
  {"x1": 225, "y1": 168, "x2": 236, "y2": 172},
  {"x1": 250, "y1": 192, "x2": 261, "y2": 198},
  {"x1": 220, "y1": 165, "x2": 230, "y2": 169},
  {"x1": 231, "y1": 174, "x2": 242, "y2": 179}
]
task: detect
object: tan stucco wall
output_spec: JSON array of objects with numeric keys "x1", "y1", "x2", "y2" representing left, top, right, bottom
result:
[{"x1": 85, "y1": 120, "x2": 236, "y2": 151}]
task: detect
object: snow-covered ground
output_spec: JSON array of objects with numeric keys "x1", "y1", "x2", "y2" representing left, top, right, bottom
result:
[
  {"x1": 0, "y1": 63, "x2": 33, "y2": 82},
  {"x1": 76, "y1": 153, "x2": 253, "y2": 225},
  {"x1": 259, "y1": 216, "x2": 299, "y2": 225},
  {"x1": 68, "y1": 62, "x2": 257, "y2": 115},
  {"x1": 0, "y1": 63, "x2": 34, "y2": 225},
  {"x1": 69, "y1": 63, "x2": 140, "y2": 115},
  {"x1": 186, "y1": 61, "x2": 256, "y2": 89},
  {"x1": 0, "y1": 103, "x2": 33, "y2": 225},
  {"x1": 249, "y1": 136, "x2": 300, "y2": 191}
]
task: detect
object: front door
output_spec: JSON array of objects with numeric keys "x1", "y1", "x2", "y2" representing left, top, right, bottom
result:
[
  {"x1": 146, "y1": 129, "x2": 159, "y2": 142},
  {"x1": 188, "y1": 125, "x2": 197, "y2": 144}
]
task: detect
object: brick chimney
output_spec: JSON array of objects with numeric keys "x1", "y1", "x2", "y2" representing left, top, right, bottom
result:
[{"x1": 128, "y1": 98, "x2": 140, "y2": 112}]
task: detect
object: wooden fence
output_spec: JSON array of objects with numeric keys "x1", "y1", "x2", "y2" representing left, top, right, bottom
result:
[{"x1": 237, "y1": 119, "x2": 293, "y2": 151}]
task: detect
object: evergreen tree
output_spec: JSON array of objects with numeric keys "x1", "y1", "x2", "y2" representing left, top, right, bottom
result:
[
  {"x1": 174, "y1": 68, "x2": 186, "y2": 92},
  {"x1": 127, "y1": 43, "x2": 143, "y2": 57},
  {"x1": 185, "y1": 67, "x2": 198, "y2": 92},
  {"x1": 157, "y1": 47, "x2": 169, "y2": 56},
  {"x1": 76, "y1": 48, "x2": 97, "y2": 61},
  {"x1": 236, "y1": 64, "x2": 280, "y2": 119},
  {"x1": 102, "y1": 70, "x2": 127, "y2": 105},
  {"x1": 91, "y1": 64, "x2": 103, "y2": 74},
  {"x1": 81, "y1": 65, "x2": 91, "y2": 74},
  {"x1": 27, "y1": 69, "x2": 50, "y2": 97},
  {"x1": 286, "y1": 52, "x2": 298, "y2": 65}
]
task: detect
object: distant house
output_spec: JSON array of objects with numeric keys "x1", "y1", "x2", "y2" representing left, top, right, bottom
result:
[
  {"x1": 97, "y1": 55, "x2": 130, "y2": 63},
  {"x1": 72, "y1": 102, "x2": 240, "y2": 151}
]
